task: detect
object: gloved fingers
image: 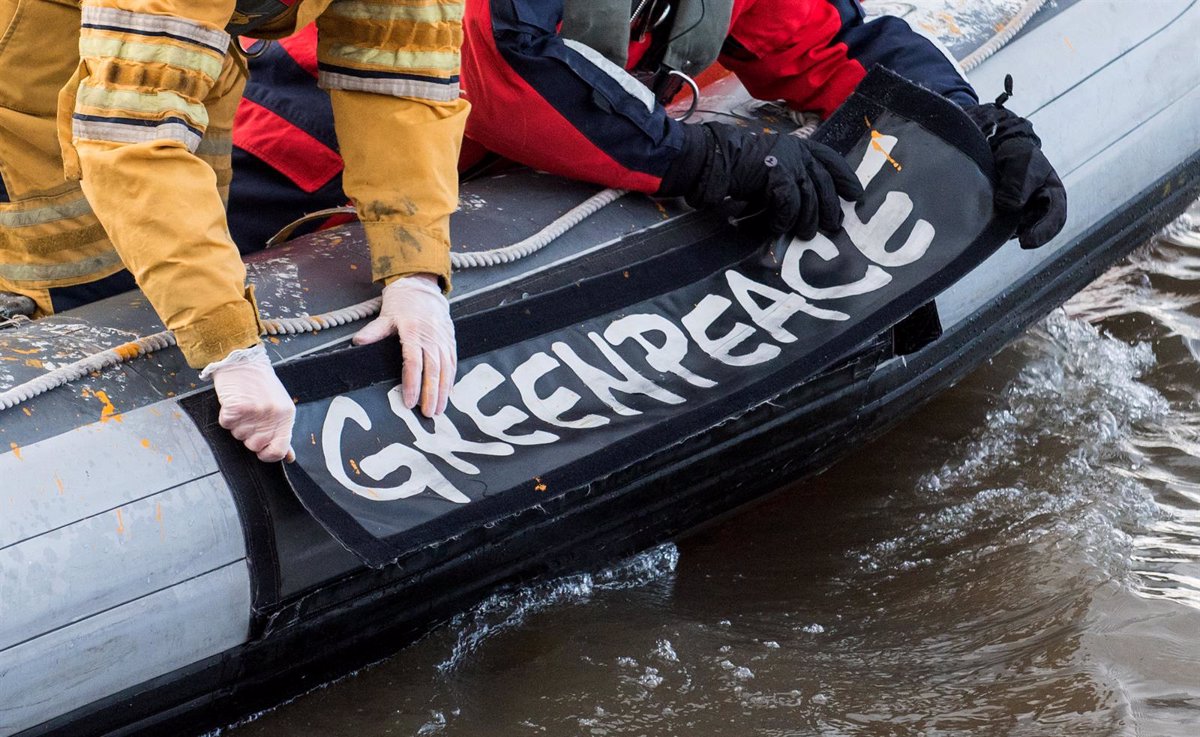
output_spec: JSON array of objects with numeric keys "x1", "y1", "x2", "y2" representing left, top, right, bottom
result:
[
  {"x1": 1017, "y1": 175, "x2": 1068, "y2": 249},
  {"x1": 809, "y1": 143, "x2": 865, "y2": 202},
  {"x1": 258, "y1": 436, "x2": 294, "y2": 464},
  {"x1": 786, "y1": 165, "x2": 820, "y2": 241},
  {"x1": 436, "y1": 345, "x2": 456, "y2": 416},
  {"x1": 765, "y1": 176, "x2": 803, "y2": 236},
  {"x1": 994, "y1": 144, "x2": 1052, "y2": 213},
  {"x1": 807, "y1": 159, "x2": 844, "y2": 233},
  {"x1": 244, "y1": 432, "x2": 272, "y2": 455},
  {"x1": 352, "y1": 316, "x2": 394, "y2": 346},
  {"x1": 400, "y1": 339, "x2": 423, "y2": 410},
  {"x1": 420, "y1": 347, "x2": 442, "y2": 418},
  {"x1": 225, "y1": 417, "x2": 254, "y2": 442},
  {"x1": 217, "y1": 407, "x2": 241, "y2": 432}
]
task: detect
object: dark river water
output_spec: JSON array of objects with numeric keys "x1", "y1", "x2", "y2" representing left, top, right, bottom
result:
[{"x1": 231, "y1": 204, "x2": 1200, "y2": 737}]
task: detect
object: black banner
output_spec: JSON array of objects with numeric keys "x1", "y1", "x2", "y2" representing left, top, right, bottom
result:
[{"x1": 280, "y1": 68, "x2": 1014, "y2": 567}]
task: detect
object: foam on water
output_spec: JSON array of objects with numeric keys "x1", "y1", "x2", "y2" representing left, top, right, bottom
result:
[
  {"x1": 854, "y1": 311, "x2": 1166, "y2": 589},
  {"x1": 436, "y1": 543, "x2": 680, "y2": 673},
  {"x1": 852, "y1": 203, "x2": 1200, "y2": 617},
  {"x1": 1067, "y1": 205, "x2": 1200, "y2": 611}
]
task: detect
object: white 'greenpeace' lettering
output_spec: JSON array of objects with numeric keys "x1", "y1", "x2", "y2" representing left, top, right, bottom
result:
[
  {"x1": 324, "y1": 129, "x2": 939, "y2": 502},
  {"x1": 844, "y1": 134, "x2": 934, "y2": 267},
  {"x1": 453, "y1": 363, "x2": 560, "y2": 445},
  {"x1": 322, "y1": 396, "x2": 468, "y2": 503}
]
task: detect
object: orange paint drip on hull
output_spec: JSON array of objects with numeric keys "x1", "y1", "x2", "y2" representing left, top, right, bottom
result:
[{"x1": 82, "y1": 388, "x2": 121, "y2": 423}]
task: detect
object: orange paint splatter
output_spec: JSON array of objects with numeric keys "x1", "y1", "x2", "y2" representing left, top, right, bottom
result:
[
  {"x1": 870, "y1": 129, "x2": 903, "y2": 173},
  {"x1": 54, "y1": 475, "x2": 64, "y2": 495},
  {"x1": 156, "y1": 502, "x2": 166, "y2": 541},
  {"x1": 94, "y1": 390, "x2": 120, "y2": 423},
  {"x1": 21, "y1": 407, "x2": 31, "y2": 417},
  {"x1": 116, "y1": 508, "x2": 126, "y2": 536},
  {"x1": 11, "y1": 348, "x2": 40, "y2": 355},
  {"x1": 349, "y1": 459, "x2": 362, "y2": 476},
  {"x1": 113, "y1": 342, "x2": 142, "y2": 361},
  {"x1": 23, "y1": 358, "x2": 43, "y2": 369},
  {"x1": 141, "y1": 438, "x2": 152, "y2": 449},
  {"x1": 938, "y1": 12, "x2": 962, "y2": 36},
  {"x1": 534, "y1": 477, "x2": 548, "y2": 492},
  {"x1": 9, "y1": 442, "x2": 20, "y2": 460},
  {"x1": 1063, "y1": 35, "x2": 1074, "y2": 51}
]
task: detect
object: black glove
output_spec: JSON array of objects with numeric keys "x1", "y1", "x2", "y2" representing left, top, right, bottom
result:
[
  {"x1": 658, "y1": 122, "x2": 864, "y2": 239},
  {"x1": 964, "y1": 78, "x2": 1067, "y2": 249}
]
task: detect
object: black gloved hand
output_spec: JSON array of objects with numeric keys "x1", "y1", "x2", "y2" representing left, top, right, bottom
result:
[
  {"x1": 658, "y1": 122, "x2": 864, "y2": 239},
  {"x1": 964, "y1": 78, "x2": 1067, "y2": 249}
]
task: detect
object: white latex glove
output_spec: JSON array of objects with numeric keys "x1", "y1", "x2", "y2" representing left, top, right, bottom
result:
[
  {"x1": 352, "y1": 273, "x2": 456, "y2": 417},
  {"x1": 200, "y1": 344, "x2": 296, "y2": 463}
]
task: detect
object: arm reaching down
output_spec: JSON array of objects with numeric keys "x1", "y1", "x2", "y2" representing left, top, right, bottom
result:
[
  {"x1": 65, "y1": 0, "x2": 297, "y2": 460},
  {"x1": 317, "y1": 0, "x2": 469, "y2": 416}
]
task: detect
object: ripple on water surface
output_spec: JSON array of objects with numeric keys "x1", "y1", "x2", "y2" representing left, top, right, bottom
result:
[{"x1": 232, "y1": 205, "x2": 1200, "y2": 737}]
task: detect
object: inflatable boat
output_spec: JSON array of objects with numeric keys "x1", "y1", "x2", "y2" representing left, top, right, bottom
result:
[{"x1": 3, "y1": 1, "x2": 1199, "y2": 735}]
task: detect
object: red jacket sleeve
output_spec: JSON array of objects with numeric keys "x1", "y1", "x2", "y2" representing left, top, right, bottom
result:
[
  {"x1": 722, "y1": 0, "x2": 977, "y2": 119},
  {"x1": 461, "y1": 0, "x2": 684, "y2": 194}
]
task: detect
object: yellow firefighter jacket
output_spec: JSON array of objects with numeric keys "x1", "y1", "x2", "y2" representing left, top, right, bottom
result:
[{"x1": 0, "y1": 0, "x2": 467, "y2": 367}]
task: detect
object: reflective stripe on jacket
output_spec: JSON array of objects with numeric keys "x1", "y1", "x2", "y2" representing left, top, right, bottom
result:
[{"x1": 0, "y1": 0, "x2": 468, "y2": 368}]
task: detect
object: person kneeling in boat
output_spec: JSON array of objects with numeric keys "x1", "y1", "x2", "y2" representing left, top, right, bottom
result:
[
  {"x1": 227, "y1": 0, "x2": 1065, "y2": 257},
  {"x1": 0, "y1": 0, "x2": 468, "y2": 461}
]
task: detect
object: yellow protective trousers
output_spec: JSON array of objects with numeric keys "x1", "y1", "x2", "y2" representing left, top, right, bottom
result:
[{"x1": 0, "y1": 0, "x2": 468, "y2": 368}]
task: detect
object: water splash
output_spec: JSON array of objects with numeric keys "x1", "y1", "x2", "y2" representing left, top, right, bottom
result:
[
  {"x1": 851, "y1": 312, "x2": 1164, "y2": 583},
  {"x1": 436, "y1": 544, "x2": 679, "y2": 673}
]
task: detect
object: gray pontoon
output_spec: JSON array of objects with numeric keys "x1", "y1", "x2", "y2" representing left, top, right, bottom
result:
[{"x1": 2, "y1": 2, "x2": 1199, "y2": 735}]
